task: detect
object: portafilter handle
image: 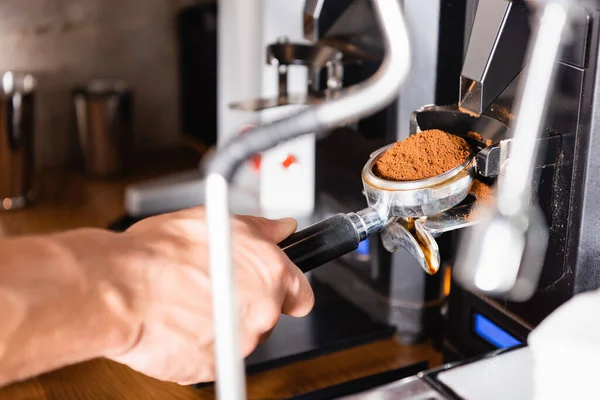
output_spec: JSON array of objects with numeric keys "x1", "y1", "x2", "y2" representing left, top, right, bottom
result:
[{"x1": 278, "y1": 208, "x2": 384, "y2": 273}]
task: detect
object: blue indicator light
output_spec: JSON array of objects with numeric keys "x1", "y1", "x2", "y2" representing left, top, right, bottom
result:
[
  {"x1": 473, "y1": 313, "x2": 522, "y2": 349},
  {"x1": 356, "y1": 239, "x2": 370, "y2": 256}
]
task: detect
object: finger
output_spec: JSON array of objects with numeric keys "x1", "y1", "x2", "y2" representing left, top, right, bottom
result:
[
  {"x1": 126, "y1": 206, "x2": 206, "y2": 232},
  {"x1": 170, "y1": 206, "x2": 206, "y2": 218},
  {"x1": 259, "y1": 327, "x2": 275, "y2": 344},
  {"x1": 233, "y1": 293, "x2": 279, "y2": 354},
  {"x1": 281, "y1": 263, "x2": 315, "y2": 318},
  {"x1": 237, "y1": 215, "x2": 297, "y2": 243}
]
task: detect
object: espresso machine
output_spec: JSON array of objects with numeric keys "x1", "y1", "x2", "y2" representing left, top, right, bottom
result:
[
  {"x1": 203, "y1": 0, "x2": 600, "y2": 398},
  {"x1": 288, "y1": 0, "x2": 600, "y2": 366}
]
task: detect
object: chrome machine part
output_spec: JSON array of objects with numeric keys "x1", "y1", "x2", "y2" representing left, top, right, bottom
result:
[
  {"x1": 303, "y1": 0, "x2": 325, "y2": 42},
  {"x1": 0, "y1": 71, "x2": 37, "y2": 211},
  {"x1": 229, "y1": 38, "x2": 345, "y2": 112},
  {"x1": 343, "y1": 376, "x2": 447, "y2": 400},
  {"x1": 341, "y1": 346, "x2": 534, "y2": 400},
  {"x1": 348, "y1": 206, "x2": 387, "y2": 240},
  {"x1": 203, "y1": 1, "x2": 411, "y2": 399},
  {"x1": 423, "y1": 202, "x2": 479, "y2": 235},
  {"x1": 454, "y1": 1, "x2": 571, "y2": 302},
  {"x1": 382, "y1": 218, "x2": 441, "y2": 275},
  {"x1": 458, "y1": 0, "x2": 531, "y2": 117}
]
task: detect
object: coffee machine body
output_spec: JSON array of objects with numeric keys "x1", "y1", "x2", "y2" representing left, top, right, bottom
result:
[
  {"x1": 443, "y1": 0, "x2": 600, "y2": 361},
  {"x1": 310, "y1": 0, "x2": 600, "y2": 354}
]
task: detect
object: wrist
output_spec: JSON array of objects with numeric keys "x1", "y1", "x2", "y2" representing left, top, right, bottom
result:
[{"x1": 50, "y1": 228, "x2": 144, "y2": 358}]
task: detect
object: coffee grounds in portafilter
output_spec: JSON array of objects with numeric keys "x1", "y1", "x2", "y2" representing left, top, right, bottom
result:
[{"x1": 374, "y1": 129, "x2": 471, "y2": 181}]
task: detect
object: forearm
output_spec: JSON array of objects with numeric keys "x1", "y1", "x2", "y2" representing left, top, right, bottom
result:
[{"x1": 0, "y1": 229, "x2": 141, "y2": 386}]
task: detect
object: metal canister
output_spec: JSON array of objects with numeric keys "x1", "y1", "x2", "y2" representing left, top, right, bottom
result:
[
  {"x1": 0, "y1": 72, "x2": 37, "y2": 211},
  {"x1": 73, "y1": 80, "x2": 133, "y2": 178}
]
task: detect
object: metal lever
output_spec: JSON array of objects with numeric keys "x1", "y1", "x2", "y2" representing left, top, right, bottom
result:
[{"x1": 454, "y1": 1, "x2": 570, "y2": 302}]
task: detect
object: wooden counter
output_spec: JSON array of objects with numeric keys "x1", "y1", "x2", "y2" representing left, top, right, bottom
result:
[{"x1": 0, "y1": 150, "x2": 442, "y2": 399}]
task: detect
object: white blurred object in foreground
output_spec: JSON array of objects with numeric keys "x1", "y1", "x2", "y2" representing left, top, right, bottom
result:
[{"x1": 528, "y1": 289, "x2": 600, "y2": 400}]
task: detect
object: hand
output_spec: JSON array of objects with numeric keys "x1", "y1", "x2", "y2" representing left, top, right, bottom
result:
[{"x1": 102, "y1": 207, "x2": 314, "y2": 385}]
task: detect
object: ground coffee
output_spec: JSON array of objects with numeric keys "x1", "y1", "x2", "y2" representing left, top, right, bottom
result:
[
  {"x1": 470, "y1": 180, "x2": 494, "y2": 204},
  {"x1": 458, "y1": 104, "x2": 479, "y2": 118},
  {"x1": 467, "y1": 131, "x2": 493, "y2": 147},
  {"x1": 374, "y1": 129, "x2": 471, "y2": 181},
  {"x1": 463, "y1": 180, "x2": 495, "y2": 221}
]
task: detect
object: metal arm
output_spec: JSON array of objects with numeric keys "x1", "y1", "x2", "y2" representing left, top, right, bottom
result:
[
  {"x1": 203, "y1": 1, "x2": 411, "y2": 399},
  {"x1": 459, "y1": 0, "x2": 531, "y2": 116}
]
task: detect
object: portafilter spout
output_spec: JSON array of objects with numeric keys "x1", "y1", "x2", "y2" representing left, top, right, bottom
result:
[{"x1": 203, "y1": 1, "x2": 411, "y2": 399}]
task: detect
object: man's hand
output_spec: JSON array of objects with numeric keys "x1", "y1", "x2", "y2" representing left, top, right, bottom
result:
[{"x1": 103, "y1": 207, "x2": 314, "y2": 385}]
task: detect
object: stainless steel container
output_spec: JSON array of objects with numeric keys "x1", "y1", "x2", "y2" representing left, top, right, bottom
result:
[
  {"x1": 0, "y1": 72, "x2": 37, "y2": 211},
  {"x1": 74, "y1": 80, "x2": 133, "y2": 177}
]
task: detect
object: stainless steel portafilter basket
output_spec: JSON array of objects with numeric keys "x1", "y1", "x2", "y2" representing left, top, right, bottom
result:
[
  {"x1": 279, "y1": 141, "x2": 477, "y2": 275},
  {"x1": 362, "y1": 144, "x2": 475, "y2": 219}
]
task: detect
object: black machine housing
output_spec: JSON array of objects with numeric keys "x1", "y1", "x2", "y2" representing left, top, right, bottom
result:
[
  {"x1": 311, "y1": 0, "x2": 468, "y2": 344},
  {"x1": 444, "y1": 0, "x2": 600, "y2": 360},
  {"x1": 312, "y1": 0, "x2": 600, "y2": 361}
]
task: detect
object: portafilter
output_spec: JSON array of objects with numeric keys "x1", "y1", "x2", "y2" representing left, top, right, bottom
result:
[{"x1": 278, "y1": 138, "x2": 478, "y2": 275}]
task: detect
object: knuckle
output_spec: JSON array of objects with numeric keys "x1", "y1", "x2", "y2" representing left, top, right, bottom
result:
[
  {"x1": 149, "y1": 236, "x2": 186, "y2": 260},
  {"x1": 193, "y1": 364, "x2": 216, "y2": 383},
  {"x1": 233, "y1": 217, "x2": 258, "y2": 236},
  {"x1": 241, "y1": 334, "x2": 261, "y2": 357},
  {"x1": 269, "y1": 252, "x2": 288, "y2": 278},
  {"x1": 260, "y1": 249, "x2": 290, "y2": 287},
  {"x1": 252, "y1": 302, "x2": 280, "y2": 333},
  {"x1": 299, "y1": 290, "x2": 316, "y2": 316}
]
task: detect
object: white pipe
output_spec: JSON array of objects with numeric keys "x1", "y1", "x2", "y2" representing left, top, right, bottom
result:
[{"x1": 206, "y1": 173, "x2": 245, "y2": 400}]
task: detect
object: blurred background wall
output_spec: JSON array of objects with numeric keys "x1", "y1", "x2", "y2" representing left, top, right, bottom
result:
[{"x1": 0, "y1": 0, "x2": 213, "y2": 168}]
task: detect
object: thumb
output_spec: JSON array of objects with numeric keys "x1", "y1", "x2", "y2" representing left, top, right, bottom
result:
[{"x1": 238, "y1": 216, "x2": 298, "y2": 243}]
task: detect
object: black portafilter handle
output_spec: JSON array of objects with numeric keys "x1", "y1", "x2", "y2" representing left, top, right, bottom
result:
[{"x1": 278, "y1": 209, "x2": 384, "y2": 273}]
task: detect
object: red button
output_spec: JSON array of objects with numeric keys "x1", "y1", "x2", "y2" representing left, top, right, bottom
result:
[
  {"x1": 281, "y1": 154, "x2": 297, "y2": 169},
  {"x1": 250, "y1": 154, "x2": 262, "y2": 171},
  {"x1": 238, "y1": 124, "x2": 262, "y2": 171}
]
